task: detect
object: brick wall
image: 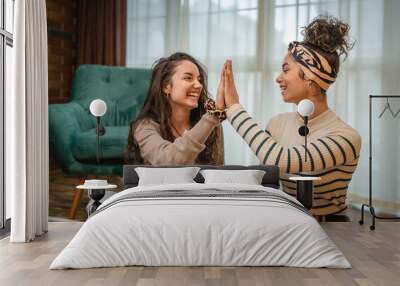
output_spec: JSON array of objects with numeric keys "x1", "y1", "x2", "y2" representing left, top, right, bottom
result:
[{"x1": 47, "y1": 0, "x2": 78, "y2": 103}]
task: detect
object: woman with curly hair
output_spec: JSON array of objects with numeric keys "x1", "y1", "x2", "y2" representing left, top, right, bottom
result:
[
  {"x1": 219, "y1": 16, "x2": 362, "y2": 220},
  {"x1": 126, "y1": 52, "x2": 225, "y2": 165}
]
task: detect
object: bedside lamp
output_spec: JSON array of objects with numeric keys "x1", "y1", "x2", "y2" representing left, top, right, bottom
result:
[{"x1": 89, "y1": 99, "x2": 107, "y2": 163}]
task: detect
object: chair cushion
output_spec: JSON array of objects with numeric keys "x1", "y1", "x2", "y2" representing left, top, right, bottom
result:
[{"x1": 72, "y1": 126, "x2": 129, "y2": 161}]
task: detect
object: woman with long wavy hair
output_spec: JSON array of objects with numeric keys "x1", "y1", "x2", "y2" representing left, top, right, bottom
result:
[{"x1": 125, "y1": 52, "x2": 225, "y2": 165}]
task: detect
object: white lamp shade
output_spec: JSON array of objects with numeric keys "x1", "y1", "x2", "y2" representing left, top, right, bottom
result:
[
  {"x1": 89, "y1": 99, "x2": 107, "y2": 117},
  {"x1": 297, "y1": 99, "x2": 315, "y2": 117}
]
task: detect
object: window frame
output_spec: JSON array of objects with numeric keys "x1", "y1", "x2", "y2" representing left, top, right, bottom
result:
[{"x1": 0, "y1": 0, "x2": 13, "y2": 232}]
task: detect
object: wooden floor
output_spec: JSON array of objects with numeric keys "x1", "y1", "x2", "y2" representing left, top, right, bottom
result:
[{"x1": 0, "y1": 220, "x2": 399, "y2": 286}]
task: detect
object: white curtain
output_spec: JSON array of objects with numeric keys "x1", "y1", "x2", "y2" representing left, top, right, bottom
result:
[
  {"x1": 6, "y1": 0, "x2": 49, "y2": 242},
  {"x1": 126, "y1": 0, "x2": 400, "y2": 214}
]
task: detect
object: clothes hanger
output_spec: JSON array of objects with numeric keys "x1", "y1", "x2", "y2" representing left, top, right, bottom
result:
[
  {"x1": 378, "y1": 98, "x2": 395, "y2": 119},
  {"x1": 393, "y1": 106, "x2": 400, "y2": 118}
]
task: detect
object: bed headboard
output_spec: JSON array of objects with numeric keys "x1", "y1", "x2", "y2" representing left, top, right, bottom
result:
[{"x1": 123, "y1": 165, "x2": 280, "y2": 189}]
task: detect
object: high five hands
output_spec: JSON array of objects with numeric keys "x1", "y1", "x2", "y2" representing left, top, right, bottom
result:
[{"x1": 216, "y1": 59, "x2": 240, "y2": 110}]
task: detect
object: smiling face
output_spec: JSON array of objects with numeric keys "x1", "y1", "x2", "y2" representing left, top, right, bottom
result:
[
  {"x1": 163, "y1": 60, "x2": 203, "y2": 110},
  {"x1": 275, "y1": 53, "x2": 310, "y2": 104}
]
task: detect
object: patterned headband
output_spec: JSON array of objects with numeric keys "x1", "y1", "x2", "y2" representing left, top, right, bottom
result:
[{"x1": 289, "y1": 41, "x2": 337, "y2": 91}]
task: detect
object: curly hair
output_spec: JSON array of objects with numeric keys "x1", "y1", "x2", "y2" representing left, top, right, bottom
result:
[
  {"x1": 290, "y1": 15, "x2": 354, "y2": 93},
  {"x1": 299, "y1": 15, "x2": 354, "y2": 74}
]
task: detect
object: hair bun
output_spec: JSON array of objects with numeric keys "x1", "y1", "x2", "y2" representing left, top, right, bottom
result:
[{"x1": 302, "y1": 15, "x2": 354, "y2": 58}]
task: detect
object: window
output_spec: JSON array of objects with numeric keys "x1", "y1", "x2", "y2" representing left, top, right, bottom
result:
[
  {"x1": 1, "y1": 0, "x2": 14, "y2": 230},
  {"x1": 126, "y1": 0, "x2": 259, "y2": 71},
  {"x1": 187, "y1": 0, "x2": 259, "y2": 70},
  {"x1": 125, "y1": 0, "x2": 400, "y2": 210},
  {"x1": 126, "y1": 0, "x2": 168, "y2": 67},
  {"x1": 267, "y1": 0, "x2": 384, "y2": 112}
]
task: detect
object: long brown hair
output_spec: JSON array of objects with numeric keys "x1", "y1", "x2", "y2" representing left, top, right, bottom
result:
[{"x1": 125, "y1": 52, "x2": 223, "y2": 165}]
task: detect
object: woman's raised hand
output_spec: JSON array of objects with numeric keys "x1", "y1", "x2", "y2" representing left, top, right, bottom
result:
[
  {"x1": 224, "y1": 60, "x2": 240, "y2": 108},
  {"x1": 215, "y1": 62, "x2": 226, "y2": 110}
]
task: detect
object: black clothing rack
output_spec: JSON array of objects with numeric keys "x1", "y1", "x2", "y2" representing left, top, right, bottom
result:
[{"x1": 359, "y1": 95, "x2": 400, "y2": 230}]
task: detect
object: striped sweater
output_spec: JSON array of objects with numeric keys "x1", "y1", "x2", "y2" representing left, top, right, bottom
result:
[{"x1": 226, "y1": 104, "x2": 362, "y2": 216}]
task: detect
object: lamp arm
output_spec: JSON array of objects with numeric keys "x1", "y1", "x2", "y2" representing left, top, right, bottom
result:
[
  {"x1": 304, "y1": 116, "x2": 308, "y2": 163},
  {"x1": 95, "y1": 116, "x2": 106, "y2": 164}
]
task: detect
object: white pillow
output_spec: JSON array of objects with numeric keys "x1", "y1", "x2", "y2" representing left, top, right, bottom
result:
[
  {"x1": 200, "y1": 169, "x2": 266, "y2": 185},
  {"x1": 135, "y1": 167, "x2": 200, "y2": 186}
]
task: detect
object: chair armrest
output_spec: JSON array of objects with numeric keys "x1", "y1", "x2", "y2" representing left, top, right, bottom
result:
[{"x1": 49, "y1": 102, "x2": 93, "y2": 172}]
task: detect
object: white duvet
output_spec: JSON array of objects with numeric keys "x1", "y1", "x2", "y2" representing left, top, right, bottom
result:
[{"x1": 50, "y1": 183, "x2": 351, "y2": 269}]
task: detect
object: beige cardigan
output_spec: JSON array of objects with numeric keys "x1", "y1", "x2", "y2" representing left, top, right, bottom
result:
[{"x1": 134, "y1": 114, "x2": 224, "y2": 165}]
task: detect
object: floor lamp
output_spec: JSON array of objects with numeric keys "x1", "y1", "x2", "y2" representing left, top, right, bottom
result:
[{"x1": 68, "y1": 99, "x2": 108, "y2": 219}]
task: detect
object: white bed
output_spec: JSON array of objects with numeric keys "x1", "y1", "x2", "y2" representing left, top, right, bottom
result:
[{"x1": 50, "y1": 183, "x2": 351, "y2": 269}]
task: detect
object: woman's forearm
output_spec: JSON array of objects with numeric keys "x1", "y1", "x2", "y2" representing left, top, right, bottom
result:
[
  {"x1": 134, "y1": 114, "x2": 219, "y2": 165},
  {"x1": 226, "y1": 104, "x2": 361, "y2": 173}
]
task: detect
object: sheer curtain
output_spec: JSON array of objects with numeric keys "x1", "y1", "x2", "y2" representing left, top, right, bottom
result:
[{"x1": 126, "y1": 0, "x2": 400, "y2": 213}]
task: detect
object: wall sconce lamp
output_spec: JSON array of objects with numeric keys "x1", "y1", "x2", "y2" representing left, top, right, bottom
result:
[{"x1": 89, "y1": 99, "x2": 107, "y2": 163}]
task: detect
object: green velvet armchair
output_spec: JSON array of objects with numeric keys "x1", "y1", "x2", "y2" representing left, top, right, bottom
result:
[{"x1": 49, "y1": 64, "x2": 151, "y2": 177}]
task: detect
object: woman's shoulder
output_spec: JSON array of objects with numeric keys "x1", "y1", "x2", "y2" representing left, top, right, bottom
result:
[
  {"x1": 338, "y1": 120, "x2": 361, "y2": 140},
  {"x1": 332, "y1": 114, "x2": 360, "y2": 135},
  {"x1": 133, "y1": 118, "x2": 161, "y2": 135},
  {"x1": 328, "y1": 114, "x2": 362, "y2": 150}
]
